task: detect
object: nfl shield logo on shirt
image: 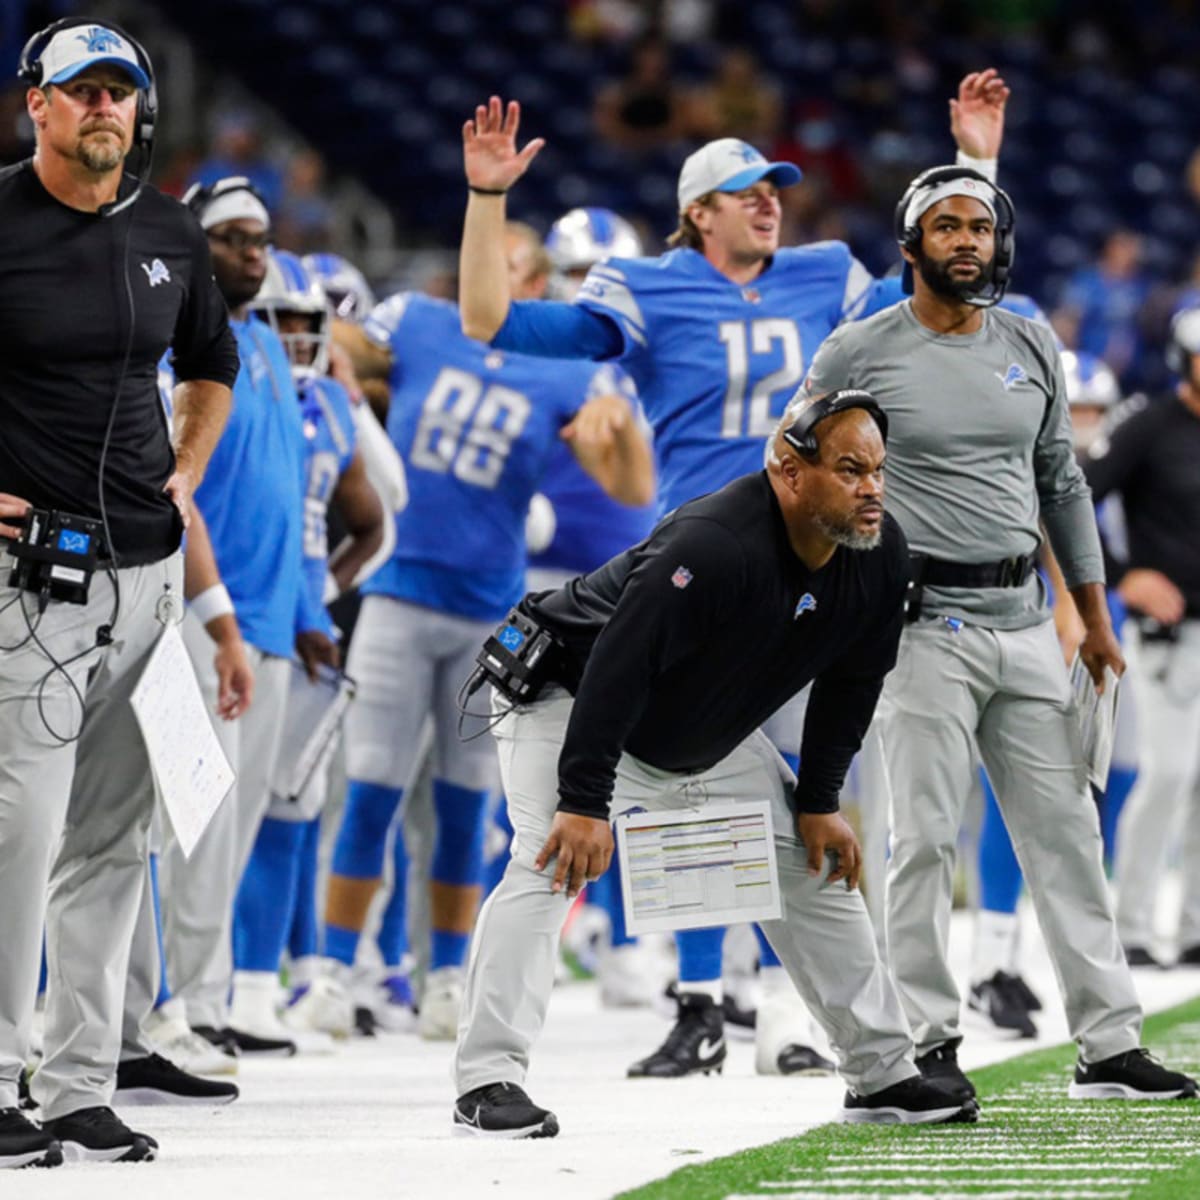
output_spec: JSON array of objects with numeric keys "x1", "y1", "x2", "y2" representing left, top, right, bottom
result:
[
  {"x1": 794, "y1": 592, "x2": 817, "y2": 618},
  {"x1": 671, "y1": 566, "x2": 693, "y2": 589}
]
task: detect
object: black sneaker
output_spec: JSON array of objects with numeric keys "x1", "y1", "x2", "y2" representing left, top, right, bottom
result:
[
  {"x1": 1177, "y1": 945, "x2": 1200, "y2": 967},
  {"x1": 116, "y1": 1054, "x2": 239, "y2": 1107},
  {"x1": 197, "y1": 1025, "x2": 295, "y2": 1057},
  {"x1": 968, "y1": 970, "x2": 1038, "y2": 1039},
  {"x1": 722, "y1": 993, "x2": 757, "y2": 1041},
  {"x1": 191, "y1": 1026, "x2": 241, "y2": 1058},
  {"x1": 777, "y1": 1044, "x2": 836, "y2": 1075},
  {"x1": 0, "y1": 1107, "x2": 62, "y2": 1169},
  {"x1": 1068, "y1": 1048, "x2": 1200, "y2": 1100},
  {"x1": 42, "y1": 1105, "x2": 157, "y2": 1164},
  {"x1": 915, "y1": 1040, "x2": 977, "y2": 1101},
  {"x1": 453, "y1": 1083, "x2": 559, "y2": 1139},
  {"x1": 628, "y1": 992, "x2": 726, "y2": 1078},
  {"x1": 841, "y1": 1075, "x2": 979, "y2": 1125},
  {"x1": 1124, "y1": 946, "x2": 1168, "y2": 969}
]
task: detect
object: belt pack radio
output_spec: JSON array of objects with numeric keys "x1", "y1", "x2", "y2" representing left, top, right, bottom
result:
[{"x1": 8, "y1": 508, "x2": 105, "y2": 606}]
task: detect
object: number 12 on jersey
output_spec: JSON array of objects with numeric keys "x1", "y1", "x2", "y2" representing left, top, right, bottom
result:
[{"x1": 718, "y1": 318, "x2": 804, "y2": 439}]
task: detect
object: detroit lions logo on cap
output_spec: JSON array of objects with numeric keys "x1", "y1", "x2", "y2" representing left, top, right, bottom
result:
[
  {"x1": 794, "y1": 592, "x2": 817, "y2": 618},
  {"x1": 995, "y1": 363, "x2": 1029, "y2": 391},
  {"x1": 736, "y1": 142, "x2": 765, "y2": 164},
  {"x1": 78, "y1": 27, "x2": 123, "y2": 54}
]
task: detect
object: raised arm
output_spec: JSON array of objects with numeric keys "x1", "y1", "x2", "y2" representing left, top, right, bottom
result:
[
  {"x1": 460, "y1": 96, "x2": 545, "y2": 341},
  {"x1": 950, "y1": 68, "x2": 1009, "y2": 168},
  {"x1": 562, "y1": 393, "x2": 656, "y2": 507}
]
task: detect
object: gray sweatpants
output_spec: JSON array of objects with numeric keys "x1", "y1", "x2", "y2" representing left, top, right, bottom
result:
[
  {"x1": 0, "y1": 550, "x2": 182, "y2": 1118},
  {"x1": 877, "y1": 616, "x2": 1142, "y2": 1061},
  {"x1": 158, "y1": 610, "x2": 290, "y2": 1029},
  {"x1": 454, "y1": 689, "x2": 917, "y2": 1098},
  {"x1": 1114, "y1": 619, "x2": 1200, "y2": 950}
]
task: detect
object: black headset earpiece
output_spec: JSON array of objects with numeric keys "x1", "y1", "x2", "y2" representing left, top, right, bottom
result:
[
  {"x1": 892, "y1": 164, "x2": 1016, "y2": 306},
  {"x1": 782, "y1": 388, "x2": 889, "y2": 458},
  {"x1": 18, "y1": 17, "x2": 156, "y2": 148}
]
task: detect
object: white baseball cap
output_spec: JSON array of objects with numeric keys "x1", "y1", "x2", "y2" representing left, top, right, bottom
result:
[
  {"x1": 677, "y1": 139, "x2": 802, "y2": 212},
  {"x1": 37, "y1": 24, "x2": 150, "y2": 91}
]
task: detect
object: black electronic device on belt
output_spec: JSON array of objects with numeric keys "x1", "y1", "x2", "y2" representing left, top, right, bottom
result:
[
  {"x1": 465, "y1": 606, "x2": 563, "y2": 708},
  {"x1": 8, "y1": 508, "x2": 105, "y2": 606}
]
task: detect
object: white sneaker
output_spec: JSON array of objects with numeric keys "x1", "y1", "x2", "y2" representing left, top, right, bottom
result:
[
  {"x1": 145, "y1": 1004, "x2": 238, "y2": 1077},
  {"x1": 230, "y1": 970, "x2": 334, "y2": 1056},
  {"x1": 418, "y1": 967, "x2": 464, "y2": 1041},
  {"x1": 284, "y1": 976, "x2": 354, "y2": 1040},
  {"x1": 599, "y1": 943, "x2": 658, "y2": 1008}
]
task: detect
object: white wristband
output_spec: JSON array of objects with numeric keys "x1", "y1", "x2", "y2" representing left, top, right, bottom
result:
[
  {"x1": 956, "y1": 149, "x2": 998, "y2": 183},
  {"x1": 190, "y1": 583, "x2": 234, "y2": 626},
  {"x1": 323, "y1": 571, "x2": 340, "y2": 605}
]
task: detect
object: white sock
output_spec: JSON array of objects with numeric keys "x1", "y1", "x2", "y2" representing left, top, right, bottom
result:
[
  {"x1": 758, "y1": 965, "x2": 791, "y2": 998},
  {"x1": 678, "y1": 979, "x2": 722, "y2": 1004},
  {"x1": 971, "y1": 909, "x2": 1020, "y2": 985},
  {"x1": 231, "y1": 969, "x2": 281, "y2": 1027}
]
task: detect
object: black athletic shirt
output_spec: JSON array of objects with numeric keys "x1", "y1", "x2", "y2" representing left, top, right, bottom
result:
[
  {"x1": 523, "y1": 471, "x2": 909, "y2": 819},
  {"x1": 1084, "y1": 393, "x2": 1200, "y2": 617},
  {"x1": 0, "y1": 160, "x2": 239, "y2": 565}
]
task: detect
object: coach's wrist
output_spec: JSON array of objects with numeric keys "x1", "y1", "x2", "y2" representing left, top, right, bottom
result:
[{"x1": 556, "y1": 796, "x2": 610, "y2": 822}]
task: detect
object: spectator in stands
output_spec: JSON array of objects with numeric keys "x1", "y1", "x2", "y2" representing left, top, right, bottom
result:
[
  {"x1": 193, "y1": 112, "x2": 284, "y2": 213},
  {"x1": 1053, "y1": 230, "x2": 1153, "y2": 388},
  {"x1": 275, "y1": 149, "x2": 335, "y2": 253},
  {"x1": 687, "y1": 47, "x2": 781, "y2": 146},
  {"x1": 594, "y1": 35, "x2": 689, "y2": 152}
]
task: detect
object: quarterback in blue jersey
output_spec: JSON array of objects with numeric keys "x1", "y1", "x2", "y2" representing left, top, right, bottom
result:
[
  {"x1": 456, "y1": 79, "x2": 1008, "y2": 1078},
  {"x1": 323, "y1": 220, "x2": 654, "y2": 1040},
  {"x1": 230, "y1": 251, "x2": 385, "y2": 1050}
]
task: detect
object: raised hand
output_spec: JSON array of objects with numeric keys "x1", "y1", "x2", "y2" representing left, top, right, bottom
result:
[
  {"x1": 950, "y1": 68, "x2": 1010, "y2": 160},
  {"x1": 462, "y1": 96, "x2": 546, "y2": 193}
]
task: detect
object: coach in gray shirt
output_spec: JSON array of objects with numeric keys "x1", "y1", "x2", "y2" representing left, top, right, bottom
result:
[{"x1": 803, "y1": 164, "x2": 1197, "y2": 1104}]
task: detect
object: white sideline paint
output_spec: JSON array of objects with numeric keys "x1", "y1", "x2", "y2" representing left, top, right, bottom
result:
[{"x1": 5, "y1": 898, "x2": 1199, "y2": 1200}]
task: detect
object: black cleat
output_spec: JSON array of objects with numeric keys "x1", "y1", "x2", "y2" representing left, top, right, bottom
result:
[
  {"x1": 628, "y1": 992, "x2": 726, "y2": 1078},
  {"x1": 1068, "y1": 1048, "x2": 1200, "y2": 1100},
  {"x1": 220, "y1": 1027, "x2": 295, "y2": 1057},
  {"x1": 453, "y1": 1083, "x2": 559, "y2": 1139},
  {"x1": 1009, "y1": 972, "x2": 1043, "y2": 1012},
  {"x1": 776, "y1": 1044, "x2": 836, "y2": 1075},
  {"x1": 842, "y1": 1075, "x2": 979, "y2": 1125},
  {"x1": 116, "y1": 1054, "x2": 239, "y2": 1106},
  {"x1": 968, "y1": 970, "x2": 1038, "y2": 1038},
  {"x1": 42, "y1": 1105, "x2": 157, "y2": 1164},
  {"x1": 1176, "y1": 945, "x2": 1200, "y2": 967},
  {"x1": 1124, "y1": 945, "x2": 1169, "y2": 970},
  {"x1": 0, "y1": 1107, "x2": 62, "y2": 1169},
  {"x1": 722, "y1": 993, "x2": 757, "y2": 1040},
  {"x1": 191, "y1": 1025, "x2": 241, "y2": 1058},
  {"x1": 354, "y1": 1005, "x2": 378, "y2": 1038},
  {"x1": 916, "y1": 1040, "x2": 977, "y2": 1102}
]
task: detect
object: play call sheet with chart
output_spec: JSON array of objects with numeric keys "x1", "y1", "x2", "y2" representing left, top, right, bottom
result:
[{"x1": 617, "y1": 800, "x2": 782, "y2": 936}]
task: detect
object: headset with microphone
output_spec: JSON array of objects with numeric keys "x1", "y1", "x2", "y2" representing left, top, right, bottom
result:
[
  {"x1": 782, "y1": 388, "x2": 889, "y2": 458},
  {"x1": 19, "y1": 17, "x2": 157, "y2": 217},
  {"x1": 893, "y1": 164, "x2": 1016, "y2": 308}
]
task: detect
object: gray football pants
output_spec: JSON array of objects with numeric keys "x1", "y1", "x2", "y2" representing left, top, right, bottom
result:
[
  {"x1": 0, "y1": 550, "x2": 182, "y2": 1118},
  {"x1": 454, "y1": 688, "x2": 918, "y2": 1098},
  {"x1": 158, "y1": 610, "x2": 290, "y2": 1029},
  {"x1": 1114, "y1": 619, "x2": 1200, "y2": 950},
  {"x1": 877, "y1": 616, "x2": 1142, "y2": 1061}
]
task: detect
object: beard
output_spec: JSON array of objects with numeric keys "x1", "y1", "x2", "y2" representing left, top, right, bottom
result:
[
  {"x1": 812, "y1": 509, "x2": 882, "y2": 552},
  {"x1": 915, "y1": 247, "x2": 993, "y2": 302},
  {"x1": 76, "y1": 133, "x2": 125, "y2": 174}
]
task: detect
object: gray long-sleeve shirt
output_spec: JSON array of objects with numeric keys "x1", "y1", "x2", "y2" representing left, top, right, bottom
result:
[{"x1": 805, "y1": 300, "x2": 1104, "y2": 629}]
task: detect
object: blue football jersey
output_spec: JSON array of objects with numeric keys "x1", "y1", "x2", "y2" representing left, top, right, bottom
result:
[
  {"x1": 575, "y1": 244, "x2": 873, "y2": 511},
  {"x1": 529, "y1": 362, "x2": 656, "y2": 574},
  {"x1": 362, "y1": 293, "x2": 613, "y2": 620},
  {"x1": 299, "y1": 375, "x2": 357, "y2": 635}
]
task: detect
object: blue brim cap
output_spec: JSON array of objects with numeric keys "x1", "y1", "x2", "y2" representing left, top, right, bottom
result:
[
  {"x1": 715, "y1": 161, "x2": 804, "y2": 193},
  {"x1": 47, "y1": 57, "x2": 151, "y2": 90}
]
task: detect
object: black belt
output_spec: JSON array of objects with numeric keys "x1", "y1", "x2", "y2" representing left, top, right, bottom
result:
[{"x1": 906, "y1": 552, "x2": 1036, "y2": 623}]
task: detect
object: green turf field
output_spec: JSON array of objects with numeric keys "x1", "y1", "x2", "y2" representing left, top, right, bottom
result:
[{"x1": 617, "y1": 998, "x2": 1200, "y2": 1200}]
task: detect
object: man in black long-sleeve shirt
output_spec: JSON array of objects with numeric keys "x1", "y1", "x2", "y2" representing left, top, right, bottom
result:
[
  {"x1": 1085, "y1": 308, "x2": 1200, "y2": 966},
  {"x1": 452, "y1": 392, "x2": 979, "y2": 1138}
]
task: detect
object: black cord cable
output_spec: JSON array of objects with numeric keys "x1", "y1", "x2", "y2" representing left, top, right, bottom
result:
[{"x1": 456, "y1": 673, "x2": 513, "y2": 742}]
